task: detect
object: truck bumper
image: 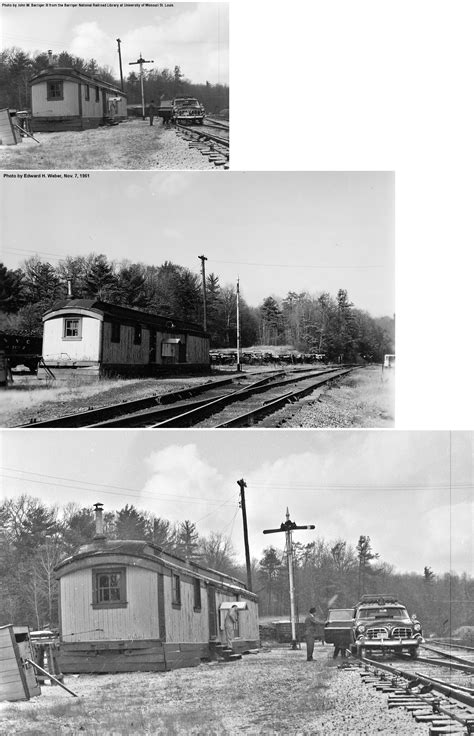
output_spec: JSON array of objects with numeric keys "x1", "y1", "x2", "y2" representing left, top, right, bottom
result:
[{"x1": 356, "y1": 637, "x2": 422, "y2": 649}]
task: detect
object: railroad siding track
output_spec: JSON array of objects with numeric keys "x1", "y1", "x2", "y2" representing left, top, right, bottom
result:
[
  {"x1": 153, "y1": 368, "x2": 351, "y2": 429},
  {"x1": 176, "y1": 122, "x2": 229, "y2": 168},
  {"x1": 346, "y1": 652, "x2": 474, "y2": 733}
]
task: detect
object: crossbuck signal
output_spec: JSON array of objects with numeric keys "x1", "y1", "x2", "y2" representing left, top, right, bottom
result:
[{"x1": 263, "y1": 508, "x2": 315, "y2": 649}]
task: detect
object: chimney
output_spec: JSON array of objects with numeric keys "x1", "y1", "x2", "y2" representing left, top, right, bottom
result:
[
  {"x1": 48, "y1": 49, "x2": 54, "y2": 66},
  {"x1": 93, "y1": 503, "x2": 106, "y2": 539},
  {"x1": 66, "y1": 278, "x2": 73, "y2": 299}
]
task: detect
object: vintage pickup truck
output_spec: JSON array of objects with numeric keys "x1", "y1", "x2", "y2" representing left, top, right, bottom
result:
[{"x1": 350, "y1": 595, "x2": 423, "y2": 657}]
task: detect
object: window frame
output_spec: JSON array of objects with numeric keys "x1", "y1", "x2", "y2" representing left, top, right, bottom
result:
[
  {"x1": 92, "y1": 566, "x2": 127, "y2": 609},
  {"x1": 85, "y1": 84, "x2": 90, "y2": 101},
  {"x1": 111, "y1": 321, "x2": 121, "y2": 344},
  {"x1": 134, "y1": 324, "x2": 142, "y2": 345},
  {"x1": 95, "y1": 85, "x2": 100, "y2": 102},
  {"x1": 171, "y1": 572, "x2": 181, "y2": 608},
  {"x1": 193, "y1": 578, "x2": 202, "y2": 612},
  {"x1": 47, "y1": 81, "x2": 64, "y2": 101},
  {"x1": 63, "y1": 317, "x2": 82, "y2": 340}
]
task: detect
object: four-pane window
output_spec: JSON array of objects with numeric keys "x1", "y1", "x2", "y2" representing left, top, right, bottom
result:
[
  {"x1": 92, "y1": 567, "x2": 127, "y2": 608},
  {"x1": 63, "y1": 318, "x2": 82, "y2": 339},
  {"x1": 47, "y1": 81, "x2": 63, "y2": 100}
]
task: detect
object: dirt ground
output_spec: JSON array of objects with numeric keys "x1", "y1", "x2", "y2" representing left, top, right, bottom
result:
[
  {"x1": 0, "y1": 119, "x2": 215, "y2": 170},
  {"x1": 0, "y1": 646, "x2": 426, "y2": 736}
]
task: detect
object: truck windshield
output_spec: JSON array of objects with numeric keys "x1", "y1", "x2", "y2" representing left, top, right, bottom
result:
[{"x1": 175, "y1": 99, "x2": 199, "y2": 108}]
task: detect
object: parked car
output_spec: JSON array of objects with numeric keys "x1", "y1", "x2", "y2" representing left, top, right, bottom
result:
[
  {"x1": 324, "y1": 608, "x2": 354, "y2": 654},
  {"x1": 172, "y1": 97, "x2": 205, "y2": 125},
  {"x1": 350, "y1": 594, "x2": 423, "y2": 657}
]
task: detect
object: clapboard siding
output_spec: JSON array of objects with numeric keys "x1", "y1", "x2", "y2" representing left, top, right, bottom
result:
[
  {"x1": 165, "y1": 576, "x2": 208, "y2": 643},
  {"x1": 0, "y1": 626, "x2": 28, "y2": 701},
  {"x1": 0, "y1": 108, "x2": 18, "y2": 145},
  {"x1": 31, "y1": 80, "x2": 78, "y2": 117},
  {"x1": 61, "y1": 567, "x2": 160, "y2": 642}
]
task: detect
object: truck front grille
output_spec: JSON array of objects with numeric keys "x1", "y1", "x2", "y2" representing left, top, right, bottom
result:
[
  {"x1": 392, "y1": 627, "x2": 412, "y2": 638},
  {"x1": 366, "y1": 627, "x2": 388, "y2": 639}
]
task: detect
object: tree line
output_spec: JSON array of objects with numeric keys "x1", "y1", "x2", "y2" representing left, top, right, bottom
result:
[
  {"x1": 0, "y1": 47, "x2": 229, "y2": 116},
  {"x1": 0, "y1": 255, "x2": 394, "y2": 362},
  {"x1": 1, "y1": 496, "x2": 472, "y2": 640}
]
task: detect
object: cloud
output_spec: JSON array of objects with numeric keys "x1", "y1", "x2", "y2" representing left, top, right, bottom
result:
[{"x1": 70, "y1": 22, "x2": 113, "y2": 65}]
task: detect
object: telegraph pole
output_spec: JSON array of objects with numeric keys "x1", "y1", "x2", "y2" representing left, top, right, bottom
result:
[
  {"x1": 237, "y1": 478, "x2": 252, "y2": 590},
  {"x1": 198, "y1": 255, "x2": 208, "y2": 331},
  {"x1": 116, "y1": 38, "x2": 124, "y2": 91},
  {"x1": 129, "y1": 53, "x2": 154, "y2": 119},
  {"x1": 263, "y1": 509, "x2": 315, "y2": 649},
  {"x1": 236, "y1": 277, "x2": 241, "y2": 372}
]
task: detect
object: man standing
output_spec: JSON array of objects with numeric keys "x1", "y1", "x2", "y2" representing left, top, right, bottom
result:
[
  {"x1": 224, "y1": 604, "x2": 239, "y2": 649},
  {"x1": 304, "y1": 606, "x2": 319, "y2": 661},
  {"x1": 148, "y1": 99, "x2": 156, "y2": 126}
]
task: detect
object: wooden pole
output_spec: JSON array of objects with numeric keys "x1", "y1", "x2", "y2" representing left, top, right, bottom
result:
[
  {"x1": 237, "y1": 478, "x2": 252, "y2": 590},
  {"x1": 25, "y1": 659, "x2": 78, "y2": 697}
]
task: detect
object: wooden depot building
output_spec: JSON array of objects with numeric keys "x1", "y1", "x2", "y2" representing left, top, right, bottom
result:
[{"x1": 55, "y1": 505, "x2": 259, "y2": 673}]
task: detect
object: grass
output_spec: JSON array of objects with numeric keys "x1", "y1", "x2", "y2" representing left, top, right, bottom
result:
[{"x1": 0, "y1": 120, "x2": 167, "y2": 170}]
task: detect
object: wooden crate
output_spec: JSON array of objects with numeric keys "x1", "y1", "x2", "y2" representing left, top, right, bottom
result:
[{"x1": 0, "y1": 625, "x2": 40, "y2": 701}]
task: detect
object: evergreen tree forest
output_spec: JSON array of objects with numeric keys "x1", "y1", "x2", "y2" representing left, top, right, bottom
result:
[
  {"x1": 1, "y1": 496, "x2": 472, "y2": 640},
  {"x1": 0, "y1": 255, "x2": 394, "y2": 362},
  {"x1": 0, "y1": 47, "x2": 229, "y2": 115}
]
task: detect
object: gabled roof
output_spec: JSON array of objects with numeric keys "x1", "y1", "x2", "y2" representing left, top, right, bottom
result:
[
  {"x1": 30, "y1": 67, "x2": 125, "y2": 97},
  {"x1": 43, "y1": 299, "x2": 207, "y2": 336}
]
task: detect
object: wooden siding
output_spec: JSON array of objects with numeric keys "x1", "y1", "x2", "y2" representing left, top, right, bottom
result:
[
  {"x1": 102, "y1": 321, "x2": 150, "y2": 365},
  {"x1": 187, "y1": 334, "x2": 210, "y2": 364},
  {"x1": 32, "y1": 80, "x2": 79, "y2": 117},
  {"x1": 81, "y1": 84, "x2": 103, "y2": 120},
  {"x1": 0, "y1": 626, "x2": 29, "y2": 702},
  {"x1": 0, "y1": 108, "x2": 18, "y2": 145},
  {"x1": 60, "y1": 567, "x2": 160, "y2": 642},
  {"x1": 42, "y1": 315, "x2": 101, "y2": 363},
  {"x1": 164, "y1": 575, "x2": 209, "y2": 643}
]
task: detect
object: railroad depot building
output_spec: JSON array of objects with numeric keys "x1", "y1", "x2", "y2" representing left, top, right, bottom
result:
[
  {"x1": 29, "y1": 65, "x2": 127, "y2": 132},
  {"x1": 41, "y1": 299, "x2": 210, "y2": 376},
  {"x1": 55, "y1": 506, "x2": 259, "y2": 673}
]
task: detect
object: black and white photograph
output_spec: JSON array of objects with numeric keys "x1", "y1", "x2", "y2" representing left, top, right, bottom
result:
[
  {"x1": 0, "y1": 2, "x2": 229, "y2": 169},
  {"x1": 0, "y1": 171, "x2": 394, "y2": 429},
  {"x1": 0, "y1": 429, "x2": 472, "y2": 732}
]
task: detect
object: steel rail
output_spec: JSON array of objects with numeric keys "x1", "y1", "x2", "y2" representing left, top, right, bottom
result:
[
  {"x1": 176, "y1": 122, "x2": 229, "y2": 147},
  {"x1": 353, "y1": 652, "x2": 474, "y2": 726},
  {"x1": 396, "y1": 652, "x2": 474, "y2": 673},
  {"x1": 215, "y1": 369, "x2": 352, "y2": 428},
  {"x1": 92, "y1": 373, "x2": 286, "y2": 428},
  {"x1": 422, "y1": 643, "x2": 474, "y2": 666},
  {"x1": 152, "y1": 368, "x2": 351, "y2": 428},
  {"x1": 429, "y1": 639, "x2": 474, "y2": 653},
  {"x1": 16, "y1": 376, "x2": 235, "y2": 429}
]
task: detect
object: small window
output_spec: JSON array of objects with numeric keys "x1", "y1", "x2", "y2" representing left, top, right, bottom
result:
[
  {"x1": 134, "y1": 324, "x2": 142, "y2": 345},
  {"x1": 172, "y1": 573, "x2": 181, "y2": 607},
  {"x1": 111, "y1": 322, "x2": 121, "y2": 343},
  {"x1": 47, "y1": 81, "x2": 63, "y2": 100},
  {"x1": 85, "y1": 84, "x2": 90, "y2": 101},
  {"x1": 193, "y1": 578, "x2": 201, "y2": 611},
  {"x1": 95, "y1": 85, "x2": 100, "y2": 102},
  {"x1": 63, "y1": 318, "x2": 82, "y2": 339},
  {"x1": 92, "y1": 567, "x2": 127, "y2": 609}
]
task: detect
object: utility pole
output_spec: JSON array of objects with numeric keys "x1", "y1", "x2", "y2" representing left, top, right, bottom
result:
[
  {"x1": 198, "y1": 255, "x2": 208, "y2": 331},
  {"x1": 236, "y1": 277, "x2": 241, "y2": 372},
  {"x1": 116, "y1": 38, "x2": 124, "y2": 91},
  {"x1": 263, "y1": 509, "x2": 315, "y2": 650},
  {"x1": 129, "y1": 53, "x2": 154, "y2": 119},
  {"x1": 237, "y1": 478, "x2": 252, "y2": 590}
]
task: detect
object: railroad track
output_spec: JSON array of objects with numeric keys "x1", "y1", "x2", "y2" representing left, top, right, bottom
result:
[
  {"x1": 344, "y1": 649, "x2": 474, "y2": 733},
  {"x1": 175, "y1": 121, "x2": 229, "y2": 167},
  {"x1": 18, "y1": 366, "x2": 351, "y2": 429}
]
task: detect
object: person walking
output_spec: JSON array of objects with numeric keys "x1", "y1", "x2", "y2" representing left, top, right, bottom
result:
[
  {"x1": 224, "y1": 605, "x2": 239, "y2": 649},
  {"x1": 304, "y1": 606, "x2": 319, "y2": 661}
]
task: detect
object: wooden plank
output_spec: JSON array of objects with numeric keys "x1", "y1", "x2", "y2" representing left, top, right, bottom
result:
[
  {"x1": 61, "y1": 639, "x2": 164, "y2": 652},
  {"x1": 0, "y1": 626, "x2": 28, "y2": 702}
]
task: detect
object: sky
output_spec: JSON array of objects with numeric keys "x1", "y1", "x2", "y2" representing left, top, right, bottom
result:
[
  {"x1": 0, "y1": 2, "x2": 229, "y2": 85},
  {"x1": 1, "y1": 171, "x2": 394, "y2": 316},
  {"x1": 1, "y1": 430, "x2": 472, "y2": 576}
]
